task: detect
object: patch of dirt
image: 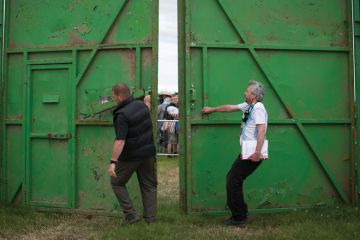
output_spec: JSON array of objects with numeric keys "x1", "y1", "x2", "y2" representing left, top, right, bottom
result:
[
  {"x1": 198, "y1": 225, "x2": 282, "y2": 238},
  {"x1": 18, "y1": 216, "x2": 104, "y2": 240}
]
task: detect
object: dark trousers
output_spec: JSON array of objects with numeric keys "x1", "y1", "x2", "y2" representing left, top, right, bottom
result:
[
  {"x1": 110, "y1": 157, "x2": 157, "y2": 222},
  {"x1": 226, "y1": 154, "x2": 262, "y2": 221}
]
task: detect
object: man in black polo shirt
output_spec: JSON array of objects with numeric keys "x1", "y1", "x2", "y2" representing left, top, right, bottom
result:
[{"x1": 108, "y1": 83, "x2": 157, "y2": 224}]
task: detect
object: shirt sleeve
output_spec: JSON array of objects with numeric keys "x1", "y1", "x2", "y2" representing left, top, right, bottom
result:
[
  {"x1": 114, "y1": 113, "x2": 128, "y2": 140},
  {"x1": 168, "y1": 106, "x2": 179, "y2": 118},
  {"x1": 252, "y1": 107, "x2": 266, "y2": 125},
  {"x1": 236, "y1": 102, "x2": 249, "y2": 112}
]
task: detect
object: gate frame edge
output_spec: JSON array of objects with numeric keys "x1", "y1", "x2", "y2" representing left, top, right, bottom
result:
[
  {"x1": 353, "y1": 0, "x2": 360, "y2": 205},
  {"x1": 178, "y1": 0, "x2": 188, "y2": 213}
]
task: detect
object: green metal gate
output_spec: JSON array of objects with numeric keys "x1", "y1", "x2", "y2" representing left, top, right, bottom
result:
[
  {"x1": 0, "y1": 0, "x2": 3, "y2": 202},
  {"x1": 1, "y1": 0, "x2": 158, "y2": 212},
  {"x1": 26, "y1": 65, "x2": 73, "y2": 207},
  {"x1": 354, "y1": 0, "x2": 360, "y2": 205},
  {"x1": 179, "y1": 0, "x2": 356, "y2": 213}
]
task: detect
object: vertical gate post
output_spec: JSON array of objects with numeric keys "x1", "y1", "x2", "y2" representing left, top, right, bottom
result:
[{"x1": 354, "y1": 0, "x2": 360, "y2": 205}]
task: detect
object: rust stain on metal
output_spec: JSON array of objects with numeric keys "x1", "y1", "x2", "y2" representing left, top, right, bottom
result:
[
  {"x1": 190, "y1": 32, "x2": 196, "y2": 43},
  {"x1": 11, "y1": 184, "x2": 23, "y2": 205},
  {"x1": 266, "y1": 35, "x2": 278, "y2": 42},
  {"x1": 329, "y1": 36, "x2": 348, "y2": 47},
  {"x1": 7, "y1": 115, "x2": 23, "y2": 120},
  {"x1": 142, "y1": 38, "x2": 152, "y2": 45},
  {"x1": 92, "y1": 167, "x2": 101, "y2": 181},
  {"x1": 8, "y1": 40, "x2": 18, "y2": 49},
  {"x1": 244, "y1": 31, "x2": 254, "y2": 44},
  {"x1": 285, "y1": 104, "x2": 295, "y2": 118},
  {"x1": 47, "y1": 133, "x2": 71, "y2": 139},
  {"x1": 65, "y1": 0, "x2": 81, "y2": 12},
  {"x1": 141, "y1": 48, "x2": 152, "y2": 70},
  {"x1": 82, "y1": 147, "x2": 92, "y2": 157},
  {"x1": 120, "y1": 49, "x2": 136, "y2": 80},
  {"x1": 103, "y1": 1, "x2": 130, "y2": 44},
  {"x1": 102, "y1": 18, "x2": 117, "y2": 44},
  {"x1": 48, "y1": 28, "x2": 67, "y2": 39},
  {"x1": 68, "y1": 32, "x2": 87, "y2": 45},
  {"x1": 204, "y1": 93, "x2": 208, "y2": 101},
  {"x1": 98, "y1": 155, "x2": 105, "y2": 166},
  {"x1": 73, "y1": 23, "x2": 92, "y2": 35},
  {"x1": 130, "y1": 50, "x2": 136, "y2": 80},
  {"x1": 353, "y1": 128, "x2": 357, "y2": 144},
  {"x1": 351, "y1": 101, "x2": 356, "y2": 116}
]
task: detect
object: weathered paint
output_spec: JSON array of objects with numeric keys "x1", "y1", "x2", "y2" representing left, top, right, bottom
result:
[
  {"x1": 179, "y1": 0, "x2": 356, "y2": 213},
  {"x1": 1, "y1": 0, "x2": 158, "y2": 212},
  {"x1": 354, "y1": 0, "x2": 360, "y2": 204},
  {"x1": 0, "y1": 0, "x2": 4, "y2": 201}
]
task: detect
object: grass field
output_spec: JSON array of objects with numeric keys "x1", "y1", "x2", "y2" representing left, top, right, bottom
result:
[{"x1": 1, "y1": 157, "x2": 360, "y2": 240}]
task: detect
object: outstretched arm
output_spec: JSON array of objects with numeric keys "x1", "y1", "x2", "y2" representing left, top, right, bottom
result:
[{"x1": 201, "y1": 105, "x2": 240, "y2": 114}]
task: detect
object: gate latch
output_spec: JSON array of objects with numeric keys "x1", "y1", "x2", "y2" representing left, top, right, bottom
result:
[{"x1": 190, "y1": 85, "x2": 196, "y2": 109}]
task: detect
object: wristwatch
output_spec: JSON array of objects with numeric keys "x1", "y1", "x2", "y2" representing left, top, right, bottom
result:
[{"x1": 110, "y1": 160, "x2": 117, "y2": 164}]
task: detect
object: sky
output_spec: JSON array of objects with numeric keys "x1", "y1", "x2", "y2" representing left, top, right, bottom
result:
[{"x1": 158, "y1": 0, "x2": 178, "y2": 93}]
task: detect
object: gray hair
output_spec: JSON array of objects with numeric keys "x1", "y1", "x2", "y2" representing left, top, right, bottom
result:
[{"x1": 249, "y1": 80, "x2": 264, "y2": 102}]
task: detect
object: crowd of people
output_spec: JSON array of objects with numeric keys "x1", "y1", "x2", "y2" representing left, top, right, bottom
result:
[{"x1": 157, "y1": 90, "x2": 179, "y2": 155}]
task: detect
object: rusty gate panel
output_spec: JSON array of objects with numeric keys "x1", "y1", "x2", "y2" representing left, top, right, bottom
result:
[
  {"x1": 1, "y1": 0, "x2": 158, "y2": 212},
  {"x1": 179, "y1": 0, "x2": 355, "y2": 213}
]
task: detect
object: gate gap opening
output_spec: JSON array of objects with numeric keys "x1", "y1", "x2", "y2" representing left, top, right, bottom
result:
[{"x1": 157, "y1": 0, "x2": 179, "y2": 156}]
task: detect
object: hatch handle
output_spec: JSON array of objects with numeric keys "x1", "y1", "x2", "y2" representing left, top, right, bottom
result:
[{"x1": 190, "y1": 86, "x2": 196, "y2": 103}]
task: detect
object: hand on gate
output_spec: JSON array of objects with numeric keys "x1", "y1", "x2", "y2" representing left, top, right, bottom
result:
[
  {"x1": 108, "y1": 163, "x2": 117, "y2": 177},
  {"x1": 201, "y1": 107, "x2": 213, "y2": 114}
]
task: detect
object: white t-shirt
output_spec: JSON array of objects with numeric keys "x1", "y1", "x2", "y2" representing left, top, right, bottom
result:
[{"x1": 236, "y1": 102, "x2": 268, "y2": 145}]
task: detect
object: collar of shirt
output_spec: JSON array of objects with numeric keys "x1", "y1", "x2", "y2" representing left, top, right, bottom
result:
[{"x1": 113, "y1": 96, "x2": 134, "y2": 114}]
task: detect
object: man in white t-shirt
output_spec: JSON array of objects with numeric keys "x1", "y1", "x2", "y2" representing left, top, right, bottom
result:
[{"x1": 201, "y1": 80, "x2": 268, "y2": 227}]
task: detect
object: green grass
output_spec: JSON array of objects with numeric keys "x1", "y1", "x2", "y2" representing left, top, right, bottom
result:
[{"x1": 1, "y1": 158, "x2": 360, "y2": 240}]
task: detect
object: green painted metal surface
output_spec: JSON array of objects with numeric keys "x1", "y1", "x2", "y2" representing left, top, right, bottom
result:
[
  {"x1": 354, "y1": 0, "x2": 360, "y2": 204},
  {"x1": 179, "y1": 0, "x2": 356, "y2": 213},
  {"x1": 1, "y1": 0, "x2": 158, "y2": 212},
  {"x1": 0, "y1": 0, "x2": 4, "y2": 202}
]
